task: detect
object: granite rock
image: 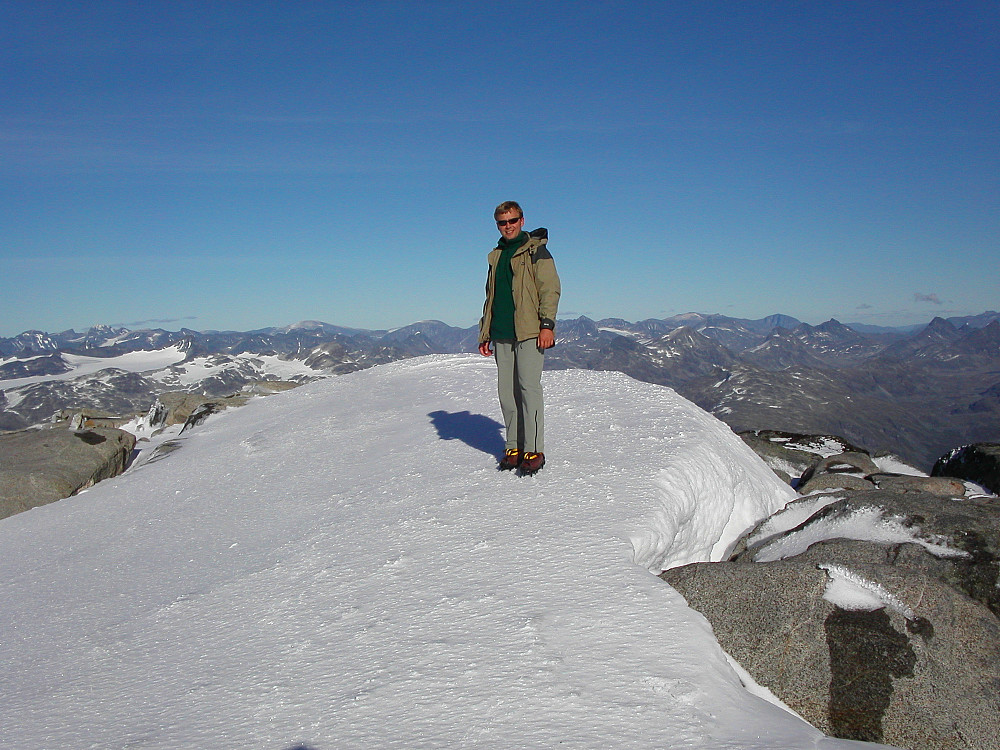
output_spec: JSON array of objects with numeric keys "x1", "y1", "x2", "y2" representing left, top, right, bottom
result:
[{"x1": 0, "y1": 424, "x2": 135, "y2": 520}]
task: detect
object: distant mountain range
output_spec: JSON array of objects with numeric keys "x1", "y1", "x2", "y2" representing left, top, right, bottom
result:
[{"x1": 2, "y1": 311, "x2": 998, "y2": 469}]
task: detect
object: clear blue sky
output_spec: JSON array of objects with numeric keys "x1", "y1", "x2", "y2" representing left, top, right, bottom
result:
[{"x1": 1, "y1": 0, "x2": 997, "y2": 336}]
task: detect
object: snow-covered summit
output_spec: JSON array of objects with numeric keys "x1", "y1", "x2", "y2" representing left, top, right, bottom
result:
[{"x1": 0, "y1": 355, "x2": 885, "y2": 748}]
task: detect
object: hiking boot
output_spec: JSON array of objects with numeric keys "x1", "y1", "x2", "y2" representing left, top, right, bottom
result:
[
  {"x1": 498, "y1": 449, "x2": 522, "y2": 471},
  {"x1": 519, "y1": 452, "x2": 545, "y2": 475}
]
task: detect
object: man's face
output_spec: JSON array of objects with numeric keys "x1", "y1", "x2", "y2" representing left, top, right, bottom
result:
[{"x1": 496, "y1": 210, "x2": 523, "y2": 241}]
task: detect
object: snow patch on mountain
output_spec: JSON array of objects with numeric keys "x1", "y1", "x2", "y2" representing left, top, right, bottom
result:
[
  {"x1": 151, "y1": 352, "x2": 320, "y2": 388},
  {"x1": 0, "y1": 345, "x2": 188, "y2": 390},
  {"x1": 597, "y1": 326, "x2": 639, "y2": 338}
]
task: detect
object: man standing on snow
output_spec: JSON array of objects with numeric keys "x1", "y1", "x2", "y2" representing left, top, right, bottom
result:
[{"x1": 478, "y1": 201, "x2": 561, "y2": 476}]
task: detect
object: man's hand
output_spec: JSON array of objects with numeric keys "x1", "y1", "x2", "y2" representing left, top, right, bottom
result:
[
  {"x1": 537, "y1": 329, "x2": 555, "y2": 350},
  {"x1": 478, "y1": 340, "x2": 493, "y2": 357}
]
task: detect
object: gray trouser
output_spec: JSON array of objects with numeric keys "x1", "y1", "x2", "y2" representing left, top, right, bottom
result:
[{"x1": 493, "y1": 338, "x2": 545, "y2": 453}]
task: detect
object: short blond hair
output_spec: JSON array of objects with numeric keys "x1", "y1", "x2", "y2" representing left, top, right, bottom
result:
[{"x1": 494, "y1": 201, "x2": 523, "y2": 219}]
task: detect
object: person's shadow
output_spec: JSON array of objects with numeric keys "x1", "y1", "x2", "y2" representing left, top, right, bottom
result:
[{"x1": 428, "y1": 410, "x2": 504, "y2": 457}]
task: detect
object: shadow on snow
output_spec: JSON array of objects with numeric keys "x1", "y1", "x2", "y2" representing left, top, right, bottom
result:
[{"x1": 428, "y1": 409, "x2": 504, "y2": 458}]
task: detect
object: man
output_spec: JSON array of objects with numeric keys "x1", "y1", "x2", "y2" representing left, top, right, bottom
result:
[{"x1": 478, "y1": 201, "x2": 561, "y2": 475}]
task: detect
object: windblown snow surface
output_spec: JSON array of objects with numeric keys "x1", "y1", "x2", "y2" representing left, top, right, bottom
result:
[{"x1": 0, "y1": 355, "x2": 890, "y2": 749}]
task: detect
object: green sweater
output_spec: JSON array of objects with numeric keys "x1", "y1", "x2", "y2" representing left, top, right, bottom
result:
[{"x1": 489, "y1": 231, "x2": 527, "y2": 341}]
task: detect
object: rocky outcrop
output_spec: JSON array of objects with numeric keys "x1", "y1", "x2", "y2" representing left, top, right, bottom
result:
[
  {"x1": 738, "y1": 430, "x2": 871, "y2": 485},
  {"x1": 797, "y1": 473, "x2": 876, "y2": 494},
  {"x1": 663, "y1": 556, "x2": 999, "y2": 748},
  {"x1": 933, "y1": 443, "x2": 1000, "y2": 494},
  {"x1": 148, "y1": 392, "x2": 250, "y2": 428},
  {"x1": 146, "y1": 383, "x2": 299, "y2": 431},
  {"x1": 798, "y1": 451, "x2": 880, "y2": 485},
  {"x1": 740, "y1": 491, "x2": 1000, "y2": 617},
  {"x1": 0, "y1": 383, "x2": 300, "y2": 521},
  {"x1": 661, "y1": 435, "x2": 1000, "y2": 750},
  {"x1": 868, "y1": 473, "x2": 966, "y2": 496},
  {"x1": 0, "y1": 424, "x2": 135, "y2": 520}
]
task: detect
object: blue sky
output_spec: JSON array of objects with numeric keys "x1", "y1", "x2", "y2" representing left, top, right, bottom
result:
[{"x1": 1, "y1": 1, "x2": 997, "y2": 336}]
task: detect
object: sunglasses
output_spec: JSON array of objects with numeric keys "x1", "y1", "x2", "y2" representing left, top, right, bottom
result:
[{"x1": 496, "y1": 217, "x2": 522, "y2": 227}]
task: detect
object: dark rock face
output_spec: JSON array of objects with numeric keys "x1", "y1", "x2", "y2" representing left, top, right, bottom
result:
[
  {"x1": 0, "y1": 353, "x2": 70, "y2": 379},
  {"x1": 0, "y1": 425, "x2": 136, "y2": 520},
  {"x1": 933, "y1": 443, "x2": 1000, "y2": 494}
]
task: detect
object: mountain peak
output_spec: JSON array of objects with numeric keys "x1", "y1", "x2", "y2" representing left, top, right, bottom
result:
[
  {"x1": 0, "y1": 355, "x2": 812, "y2": 748},
  {"x1": 284, "y1": 320, "x2": 335, "y2": 331},
  {"x1": 921, "y1": 317, "x2": 960, "y2": 339}
]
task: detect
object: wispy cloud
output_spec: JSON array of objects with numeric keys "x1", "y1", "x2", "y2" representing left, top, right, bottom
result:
[
  {"x1": 914, "y1": 293, "x2": 944, "y2": 305},
  {"x1": 122, "y1": 316, "x2": 198, "y2": 327}
]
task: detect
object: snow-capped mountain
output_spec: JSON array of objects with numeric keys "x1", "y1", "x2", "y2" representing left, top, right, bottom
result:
[
  {"x1": 1, "y1": 330, "x2": 63, "y2": 354},
  {"x1": 2, "y1": 312, "x2": 998, "y2": 469}
]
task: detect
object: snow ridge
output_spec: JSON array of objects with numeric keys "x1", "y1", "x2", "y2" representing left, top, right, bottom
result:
[{"x1": 0, "y1": 355, "x2": 881, "y2": 749}]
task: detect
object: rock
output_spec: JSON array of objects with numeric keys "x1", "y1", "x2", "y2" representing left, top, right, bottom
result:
[
  {"x1": 181, "y1": 402, "x2": 219, "y2": 432},
  {"x1": 672, "y1": 483, "x2": 1000, "y2": 748},
  {"x1": 738, "y1": 431, "x2": 822, "y2": 479},
  {"x1": 800, "y1": 452, "x2": 881, "y2": 485},
  {"x1": 661, "y1": 558, "x2": 1000, "y2": 749},
  {"x1": 57, "y1": 409, "x2": 132, "y2": 430},
  {"x1": 798, "y1": 473, "x2": 876, "y2": 494},
  {"x1": 933, "y1": 443, "x2": 1000, "y2": 495},
  {"x1": 737, "y1": 490, "x2": 1000, "y2": 617},
  {"x1": 867, "y1": 473, "x2": 966, "y2": 497},
  {"x1": 770, "y1": 467, "x2": 793, "y2": 485},
  {"x1": 0, "y1": 424, "x2": 135, "y2": 520},
  {"x1": 150, "y1": 392, "x2": 253, "y2": 428},
  {"x1": 145, "y1": 384, "x2": 298, "y2": 431},
  {"x1": 738, "y1": 430, "x2": 868, "y2": 482}
]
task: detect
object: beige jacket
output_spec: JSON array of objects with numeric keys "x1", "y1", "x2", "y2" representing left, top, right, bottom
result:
[{"x1": 478, "y1": 228, "x2": 561, "y2": 343}]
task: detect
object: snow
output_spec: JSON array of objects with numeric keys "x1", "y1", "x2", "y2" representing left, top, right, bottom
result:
[
  {"x1": 0, "y1": 355, "x2": 890, "y2": 749},
  {"x1": 753, "y1": 506, "x2": 971, "y2": 563},
  {"x1": 747, "y1": 494, "x2": 845, "y2": 548},
  {"x1": 871, "y1": 454, "x2": 926, "y2": 476},
  {"x1": 760, "y1": 455, "x2": 806, "y2": 480},
  {"x1": 0, "y1": 352, "x2": 53, "y2": 366},
  {"x1": 596, "y1": 326, "x2": 638, "y2": 337},
  {"x1": 818, "y1": 565, "x2": 916, "y2": 619},
  {"x1": 963, "y1": 480, "x2": 997, "y2": 499},
  {"x1": 782, "y1": 436, "x2": 853, "y2": 458},
  {"x1": 0, "y1": 345, "x2": 188, "y2": 390}
]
